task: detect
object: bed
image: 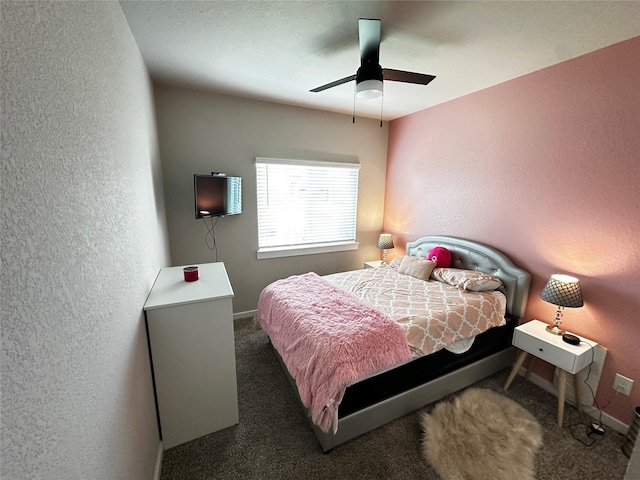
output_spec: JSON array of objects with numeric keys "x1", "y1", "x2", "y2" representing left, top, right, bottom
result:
[{"x1": 256, "y1": 235, "x2": 531, "y2": 452}]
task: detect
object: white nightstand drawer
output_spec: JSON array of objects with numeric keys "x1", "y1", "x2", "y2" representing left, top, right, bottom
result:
[{"x1": 513, "y1": 329, "x2": 576, "y2": 371}]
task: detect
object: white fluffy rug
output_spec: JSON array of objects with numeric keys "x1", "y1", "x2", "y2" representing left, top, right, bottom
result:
[{"x1": 420, "y1": 388, "x2": 543, "y2": 480}]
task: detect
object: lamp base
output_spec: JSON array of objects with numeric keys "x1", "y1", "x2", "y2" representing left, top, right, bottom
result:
[{"x1": 546, "y1": 324, "x2": 565, "y2": 335}]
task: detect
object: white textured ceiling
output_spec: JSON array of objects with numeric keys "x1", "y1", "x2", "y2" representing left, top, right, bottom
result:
[{"x1": 119, "y1": 1, "x2": 640, "y2": 120}]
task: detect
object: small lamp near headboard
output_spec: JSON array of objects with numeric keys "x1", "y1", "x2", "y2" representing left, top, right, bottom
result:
[
  {"x1": 539, "y1": 274, "x2": 583, "y2": 335},
  {"x1": 377, "y1": 233, "x2": 395, "y2": 264}
]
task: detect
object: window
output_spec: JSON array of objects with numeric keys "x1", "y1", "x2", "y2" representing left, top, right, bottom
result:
[{"x1": 256, "y1": 157, "x2": 360, "y2": 259}]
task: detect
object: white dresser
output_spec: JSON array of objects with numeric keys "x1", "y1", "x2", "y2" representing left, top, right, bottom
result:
[{"x1": 144, "y1": 262, "x2": 238, "y2": 449}]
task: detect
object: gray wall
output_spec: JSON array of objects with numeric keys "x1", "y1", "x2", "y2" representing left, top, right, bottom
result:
[
  {"x1": 154, "y1": 85, "x2": 389, "y2": 314},
  {"x1": 1, "y1": 2, "x2": 169, "y2": 478}
]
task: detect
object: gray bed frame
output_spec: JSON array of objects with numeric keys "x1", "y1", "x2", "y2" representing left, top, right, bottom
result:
[{"x1": 272, "y1": 235, "x2": 531, "y2": 452}]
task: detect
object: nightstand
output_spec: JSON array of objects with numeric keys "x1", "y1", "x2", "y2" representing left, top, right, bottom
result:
[
  {"x1": 364, "y1": 260, "x2": 385, "y2": 269},
  {"x1": 503, "y1": 319, "x2": 597, "y2": 427}
]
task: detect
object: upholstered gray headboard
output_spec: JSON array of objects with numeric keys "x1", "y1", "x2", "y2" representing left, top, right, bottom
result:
[{"x1": 406, "y1": 236, "x2": 531, "y2": 321}]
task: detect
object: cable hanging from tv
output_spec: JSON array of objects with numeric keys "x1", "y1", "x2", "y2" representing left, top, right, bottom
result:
[{"x1": 203, "y1": 216, "x2": 220, "y2": 261}]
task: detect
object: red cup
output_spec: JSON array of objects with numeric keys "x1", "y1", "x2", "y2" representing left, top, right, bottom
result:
[{"x1": 183, "y1": 266, "x2": 199, "y2": 282}]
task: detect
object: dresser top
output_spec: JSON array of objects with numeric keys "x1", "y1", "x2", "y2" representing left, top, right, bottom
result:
[{"x1": 144, "y1": 262, "x2": 234, "y2": 310}]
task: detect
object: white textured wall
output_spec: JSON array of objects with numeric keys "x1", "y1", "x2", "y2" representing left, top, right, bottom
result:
[
  {"x1": 154, "y1": 85, "x2": 388, "y2": 314},
  {"x1": 1, "y1": 2, "x2": 170, "y2": 479}
]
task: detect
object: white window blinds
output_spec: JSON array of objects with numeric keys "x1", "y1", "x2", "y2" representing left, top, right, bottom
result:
[{"x1": 256, "y1": 157, "x2": 360, "y2": 252}]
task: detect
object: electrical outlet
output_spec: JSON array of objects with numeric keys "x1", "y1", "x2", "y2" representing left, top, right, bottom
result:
[{"x1": 613, "y1": 373, "x2": 634, "y2": 396}]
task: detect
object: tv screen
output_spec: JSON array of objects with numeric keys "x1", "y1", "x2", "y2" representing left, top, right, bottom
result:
[{"x1": 194, "y1": 174, "x2": 242, "y2": 218}]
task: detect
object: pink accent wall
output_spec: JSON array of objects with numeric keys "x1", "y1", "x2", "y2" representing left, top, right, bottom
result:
[{"x1": 385, "y1": 36, "x2": 640, "y2": 425}]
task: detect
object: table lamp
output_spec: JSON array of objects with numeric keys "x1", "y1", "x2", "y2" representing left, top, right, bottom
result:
[
  {"x1": 377, "y1": 233, "x2": 394, "y2": 264},
  {"x1": 539, "y1": 274, "x2": 583, "y2": 335}
]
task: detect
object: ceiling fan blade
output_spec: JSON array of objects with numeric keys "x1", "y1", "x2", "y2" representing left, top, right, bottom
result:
[
  {"x1": 310, "y1": 74, "x2": 357, "y2": 93},
  {"x1": 383, "y1": 68, "x2": 436, "y2": 86},
  {"x1": 358, "y1": 18, "x2": 381, "y2": 66}
]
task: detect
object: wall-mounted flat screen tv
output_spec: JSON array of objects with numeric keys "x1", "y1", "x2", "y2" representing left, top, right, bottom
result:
[{"x1": 194, "y1": 174, "x2": 242, "y2": 219}]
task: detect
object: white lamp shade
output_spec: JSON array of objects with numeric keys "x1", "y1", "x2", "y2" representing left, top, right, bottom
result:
[{"x1": 356, "y1": 79, "x2": 383, "y2": 99}]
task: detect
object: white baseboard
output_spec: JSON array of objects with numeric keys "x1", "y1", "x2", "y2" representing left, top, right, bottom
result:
[
  {"x1": 517, "y1": 368, "x2": 629, "y2": 435},
  {"x1": 233, "y1": 309, "x2": 257, "y2": 321},
  {"x1": 153, "y1": 441, "x2": 163, "y2": 480}
]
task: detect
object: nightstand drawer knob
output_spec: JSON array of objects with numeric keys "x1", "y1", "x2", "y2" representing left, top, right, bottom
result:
[{"x1": 539, "y1": 348, "x2": 544, "y2": 352}]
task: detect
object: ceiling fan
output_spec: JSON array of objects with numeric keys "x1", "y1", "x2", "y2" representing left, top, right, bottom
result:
[{"x1": 310, "y1": 18, "x2": 436, "y2": 99}]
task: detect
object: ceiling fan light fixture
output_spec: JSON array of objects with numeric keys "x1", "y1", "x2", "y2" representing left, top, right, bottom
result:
[{"x1": 356, "y1": 79, "x2": 383, "y2": 99}]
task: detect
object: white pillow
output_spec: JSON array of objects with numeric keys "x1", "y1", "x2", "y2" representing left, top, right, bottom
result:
[
  {"x1": 398, "y1": 256, "x2": 437, "y2": 281},
  {"x1": 431, "y1": 268, "x2": 503, "y2": 292}
]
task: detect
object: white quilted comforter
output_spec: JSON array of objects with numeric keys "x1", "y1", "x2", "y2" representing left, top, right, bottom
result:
[{"x1": 324, "y1": 265, "x2": 507, "y2": 358}]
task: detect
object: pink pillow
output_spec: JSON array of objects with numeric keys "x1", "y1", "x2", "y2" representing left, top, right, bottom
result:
[{"x1": 427, "y1": 246, "x2": 452, "y2": 268}]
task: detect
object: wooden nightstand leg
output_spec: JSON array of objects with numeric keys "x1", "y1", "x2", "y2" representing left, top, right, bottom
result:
[
  {"x1": 557, "y1": 369, "x2": 567, "y2": 427},
  {"x1": 525, "y1": 356, "x2": 536, "y2": 381},
  {"x1": 573, "y1": 371, "x2": 583, "y2": 413},
  {"x1": 503, "y1": 350, "x2": 528, "y2": 391}
]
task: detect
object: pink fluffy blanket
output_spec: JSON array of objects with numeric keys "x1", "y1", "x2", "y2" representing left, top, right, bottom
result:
[{"x1": 257, "y1": 272, "x2": 412, "y2": 433}]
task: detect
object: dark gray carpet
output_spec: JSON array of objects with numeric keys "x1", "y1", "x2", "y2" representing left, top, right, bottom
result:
[{"x1": 160, "y1": 318, "x2": 629, "y2": 479}]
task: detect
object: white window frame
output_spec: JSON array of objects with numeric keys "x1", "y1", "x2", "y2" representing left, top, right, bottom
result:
[{"x1": 255, "y1": 157, "x2": 360, "y2": 260}]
